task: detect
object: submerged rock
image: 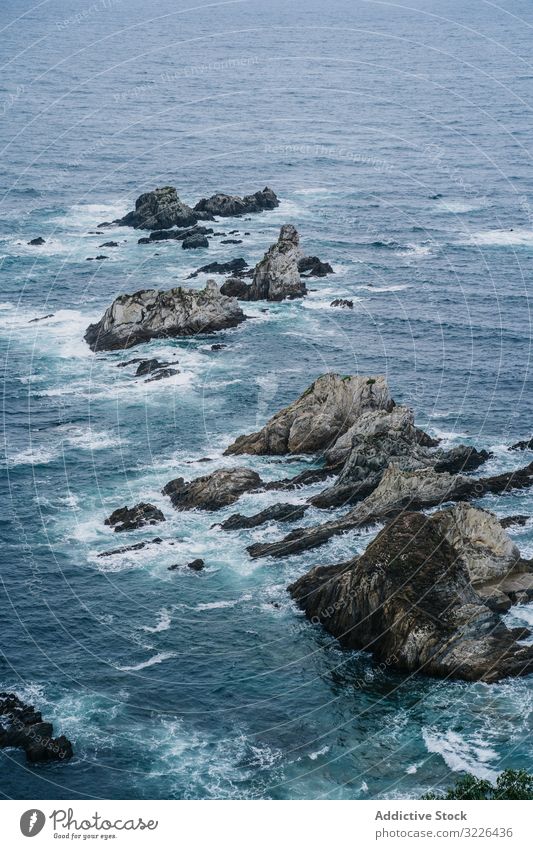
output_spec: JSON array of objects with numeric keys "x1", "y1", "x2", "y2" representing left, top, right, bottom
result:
[
  {"x1": 182, "y1": 233, "x2": 209, "y2": 249},
  {"x1": 116, "y1": 186, "x2": 199, "y2": 230},
  {"x1": 511, "y1": 437, "x2": 533, "y2": 451},
  {"x1": 330, "y1": 299, "x2": 353, "y2": 309},
  {"x1": 288, "y1": 510, "x2": 533, "y2": 682},
  {"x1": 104, "y1": 502, "x2": 165, "y2": 532},
  {"x1": 29, "y1": 313, "x2": 54, "y2": 323},
  {"x1": 145, "y1": 367, "x2": 179, "y2": 382},
  {"x1": 168, "y1": 558, "x2": 205, "y2": 572},
  {"x1": 163, "y1": 467, "x2": 262, "y2": 511},
  {"x1": 298, "y1": 256, "x2": 334, "y2": 277},
  {"x1": 225, "y1": 373, "x2": 393, "y2": 456},
  {"x1": 248, "y1": 460, "x2": 533, "y2": 559},
  {"x1": 219, "y1": 502, "x2": 308, "y2": 530},
  {"x1": 84, "y1": 280, "x2": 246, "y2": 351},
  {"x1": 188, "y1": 258, "x2": 248, "y2": 279},
  {"x1": 246, "y1": 224, "x2": 306, "y2": 301},
  {"x1": 0, "y1": 693, "x2": 73, "y2": 762},
  {"x1": 97, "y1": 537, "x2": 164, "y2": 558},
  {"x1": 194, "y1": 187, "x2": 279, "y2": 217}
]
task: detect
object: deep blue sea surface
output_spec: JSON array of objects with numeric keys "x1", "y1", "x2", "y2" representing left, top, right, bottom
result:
[{"x1": 1, "y1": 0, "x2": 533, "y2": 799}]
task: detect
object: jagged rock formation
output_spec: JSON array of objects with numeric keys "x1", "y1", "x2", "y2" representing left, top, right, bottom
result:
[
  {"x1": 162, "y1": 467, "x2": 262, "y2": 511},
  {"x1": 104, "y1": 502, "x2": 165, "y2": 532},
  {"x1": 248, "y1": 461, "x2": 533, "y2": 559},
  {"x1": 0, "y1": 693, "x2": 73, "y2": 762},
  {"x1": 511, "y1": 437, "x2": 533, "y2": 451},
  {"x1": 188, "y1": 258, "x2": 249, "y2": 279},
  {"x1": 84, "y1": 280, "x2": 246, "y2": 351},
  {"x1": 219, "y1": 502, "x2": 308, "y2": 530},
  {"x1": 225, "y1": 374, "x2": 393, "y2": 456},
  {"x1": 288, "y1": 510, "x2": 533, "y2": 682},
  {"x1": 138, "y1": 225, "x2": 213, "y2": 244},
  {"x1": 116, "y1": 187, "x2": 199, "y2": 229},
  {"x1": 194, "y1": 187, "x2": 279, "y2": 217},
  {"x1": 246, "y1": 224, "x2": 306, "y2": 301}
]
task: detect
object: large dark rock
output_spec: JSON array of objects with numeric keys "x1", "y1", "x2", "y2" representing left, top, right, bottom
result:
[
  {"x1": 194, "y1": 187, "x2": 279, "y2": 217},
  {"x1": 105, "y1": 502, "x2": 165, "y2": 532},
  {"x1": 28, "y1": 236, "x2": 45, "y2": 246},
  {"x1": 188, "y1": 258, "x2": 248, "y2": 279},
  {"x1": 182, "y1": 233, "x2": 209, "y2": 249},
  {"x1": 225, "y1": 373, "x2": 393, "y2": 456},
  {"x1": 219, "y1": 502, "x2": 308, "y2": 530},
  {"x1": 163, "y1": 467, "x2": 262, "y2": 511},
  {"x1": 0, "y1": 693, "x2": 73, "y2": 762},
  {"x1": 84, "y1": 280, "x2": 246, "y2": 351},
  {"x1": 299, "y1": 256, "x2": 334, "y2": 277},
  {"x1": 116, "y1": 187, "x2": 199, "y2": 230},
  {"x1": 246, "y1": 224, "x2": 306, "y2": 301},
  {"x1": 511, "y1": 437, "x2": 533, "y2": 451},
  {"x1": 220, "y1": 277, "x2": 251, "y2": 299},
  {"x1": 288, "y1": 510, "x2": 533, "y2": 682}
]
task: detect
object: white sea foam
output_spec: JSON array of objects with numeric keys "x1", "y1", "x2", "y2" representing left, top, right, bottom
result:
[
  {"x1": 466, "y1": 229, "x2": 533, "y2": 247},
  {"x1": 436, "y1": 199, "x2": 487, "y2": 214},
  {"x1": 422, "y1": 728, "x2": 499, "y2": 781},
  {"x1": 141, "y1": 608, "x2": 172, "y2": 634},
  {"x1": 118, "y1": 651, "x2": 176, "y2": 672},
  {"x1": 308, "y1": 745, "x2": 330, "y2": 760}
]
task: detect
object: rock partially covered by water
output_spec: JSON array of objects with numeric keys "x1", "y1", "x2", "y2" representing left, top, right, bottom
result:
[
  {"x1": 511, "y1": 437, "x2": 533, "y2": 451},
  {"x1": 163, "y1": 467, "x2": 262, "y2": 511},
  {"x1": 248, "y1": 460, "x2": 533, "y2": 559},
  {"x1": 298, "y1": 256, "x2": 334, "y2": 277},
  {"x1": 117, "y1": 187, "x2": 199, "y2": 230},
  {"x1": 84, "y1": 281, "x2": 246, "y2": 351},
  {"x1": 188, "y1": 258, "x2": 249, "y2": 279},
  {"x1": 105, "y1": 502, "x2": 165, "y2": 532},
  {"x1": 0, "y1": 693, "x2": 73, "y2": 762},
  {"x1": 288, "y1": 510, "x2": 533, "y2": 682},
  {"x1": 220, "y1": 277, "x2": 251, "y2": 298},
  {"x1": 225, "y1": 373, "x2": 393, "y2": 456},
  {"x1": 28, "y1": 236, "x2": 45, "y2": 246},
  {"x1": 182, "y1": 233, "x2": 209, "y2": 249},
  {"x1": 219, "y1": 502, "x2": 308, "y2": 530},
  {"x1": 247, "y1": 224, "x2": 306, "y2": 301},
  {"x1": 194, "y1": 187, "x2": 279, "y2": 217}
]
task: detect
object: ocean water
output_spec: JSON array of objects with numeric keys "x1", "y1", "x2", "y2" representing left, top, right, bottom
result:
[{"x1": 1, "y1": 0, "x2": 533, "y2": 800}]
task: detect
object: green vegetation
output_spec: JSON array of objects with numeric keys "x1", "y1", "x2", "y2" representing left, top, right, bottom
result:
[{"x1": 422, "y1": 769, "x2": 533, "y2": 801}]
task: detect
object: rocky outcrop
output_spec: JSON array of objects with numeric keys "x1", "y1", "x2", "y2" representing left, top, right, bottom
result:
[
  {"x1": 139, "y1": 225, "x2": 213, "y2": 244},
  {"x1": 182, "y1": 233, "x2": 209, "y2": 249},
  {"x1": 168, "y1": 558, "x2": 205, "y2": 572},
  {"x1": 219, "y1": 502, "x2": 308, "y2": 530},
  {"x1": 0, "y1": 693, "x2": 73, "y2": 762},
  {"x1": 248, "y1": 461, "x2": 533, "y2": 559},
  {"x1": 288, "y1": 511, "x2": 533, "y2": 682},
  {"x1": 105, "y1": 502, "x2": 165, "y2": 532},
  {"x1": 194, "y1": 187, "x2": 279, "y2": 217},
  {"x1": 298, "y1": 256, "x2": 334, "y2": 277},
  {"x1": 246, "y1": 224, "x2": 306, "y2": 301},
  {"x1": 116, "y1": 187, "x2": 199, "y2": 230},
  {"x1": 84, "y1": 280, "x2": 246, "y2": 351},
  {"x1": 163, "y1": 467, "x2": 262, "y2": 511},
  {"x1": 331, "y1": 299, "x2": 353, "y2": 309},
  {"x1": 511, "y1": 437, "x2": 533, "y2": 451},
  {"x1": 220, "y1": 277, "x2": 251, "y2": 298},
  {"x1": 28, "y1": 236, "x2": 45, "y2": 246},
  {"x1": 225, "y1": 374, "x2": 393, "y2": 456},
  {"x1": 188, "y1": 258, "x2": 248, "y2": 279}
]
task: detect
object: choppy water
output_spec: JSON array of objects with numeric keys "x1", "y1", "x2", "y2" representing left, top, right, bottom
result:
[{"x1": 1, "y1": 0, "x2": 533, "y2": 799}]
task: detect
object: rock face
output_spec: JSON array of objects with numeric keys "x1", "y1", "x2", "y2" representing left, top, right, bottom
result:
[
  {"x1": 84, "y1": 281, "x2": 246, "y2": 352},
  {"x1": 117, "y1": 187, "x2": 199, "y2": 229},
  {"x1": 246, "y1": 224, "x2": 305, "y2": 302},
  {"x1": 0, "y1": 693, "x2": 73, "y2": 762},
  {"x1": 288, "y1": 511, "x2": 533, "y2": 682},
  {"x1": 105, "y1": 502, "x2": 165, "y2": 532},
  {"x1": 219, "y1": 502, "x2": 308, "y2": 530},
  {"x1": 298, "y1": 256, "x2": 334, "y2": 277},
  {"x1": 163, "y1": 467, "x2": 262, "y2": 511},
  {"x1": 225, "y1": 374, "x2": 393, "y2": 456},
  {"x1": 194, "y1": 187, "x2": 279, "y2": 217},
  {"x1": 248, "y1": 461, "x2": 533, "y2": 559}
]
